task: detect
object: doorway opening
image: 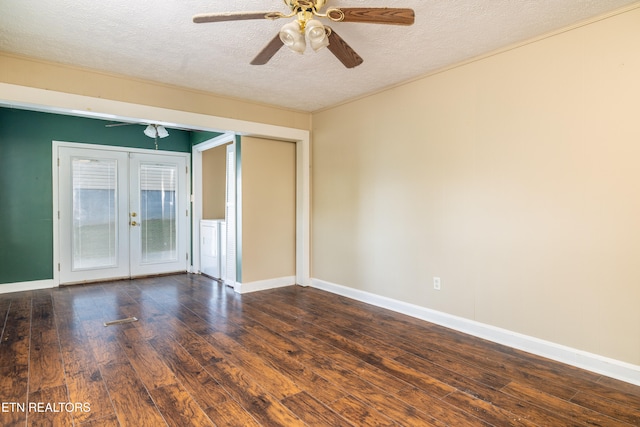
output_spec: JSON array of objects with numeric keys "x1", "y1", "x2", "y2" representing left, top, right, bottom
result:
[
  {"x1": 1, "y1": 83, "x2": 310, "y2": 292},
  {"x1": 192, "y1": 133, "x2": 236, "y2": 287}
]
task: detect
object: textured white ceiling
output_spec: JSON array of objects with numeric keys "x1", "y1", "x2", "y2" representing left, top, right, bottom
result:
[{"x1": 0, "y1": 0, "x2": 637, "y2": 112}]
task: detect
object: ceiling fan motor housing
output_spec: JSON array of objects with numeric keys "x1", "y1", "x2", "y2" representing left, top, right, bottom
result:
[{"x1": 284, "y1": 0, "x2": 326, "y2": 11}]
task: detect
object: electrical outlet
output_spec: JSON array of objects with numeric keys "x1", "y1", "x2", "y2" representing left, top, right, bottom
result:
[{"x1": 433, "y1": 277, "x2": 441, "y2": 290}]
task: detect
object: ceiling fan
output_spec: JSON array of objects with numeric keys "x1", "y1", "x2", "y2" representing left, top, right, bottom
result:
[
  {"x1": 105, "y1": 122, "x2": 169, "y2": 150},
  {"x1": 193, "y1": 0, "x2": 415, "y2": 68}
]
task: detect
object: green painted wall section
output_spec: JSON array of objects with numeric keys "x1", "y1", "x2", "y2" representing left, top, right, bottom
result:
[
  {"x1": 0, "y1": 107, "x2": 191, "y2": 285},
  {"x1": 190, "y1": 131, "x2": 224, "y2": 146}
]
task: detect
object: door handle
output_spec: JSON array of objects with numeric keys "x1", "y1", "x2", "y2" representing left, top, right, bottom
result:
[{"x1": 130, "y1": 221, "x2": 139, "y2": 227}]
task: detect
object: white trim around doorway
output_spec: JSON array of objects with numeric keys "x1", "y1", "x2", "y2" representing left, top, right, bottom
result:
[{"x1": 192, "y1": 132, "x2": 236, "y2": 278}]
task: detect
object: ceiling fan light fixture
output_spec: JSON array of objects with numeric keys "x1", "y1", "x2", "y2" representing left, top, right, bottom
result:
[
  {"x1": 193, "y1": 4, "x2": 415, "y2": 67},
  {"x1": 156, "y1": 125, "x2": 169, "y2": 138},
  {"x1": 143, "y1": 124, "x2": 158, "y2": 138},
  {"x1": 143, "y1": 124, "x2": 170, "y2": 139},
  {"x1": 305, "y1": 19, "x2": 329, "y2": 51},
  {"x1": 279, "y1": 21, "x2": 306, "y2": 54}
]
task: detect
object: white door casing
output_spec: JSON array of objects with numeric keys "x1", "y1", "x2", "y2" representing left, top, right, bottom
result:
[{"x1": 224, "y1": 143, "x2": 237, "y2": 286}]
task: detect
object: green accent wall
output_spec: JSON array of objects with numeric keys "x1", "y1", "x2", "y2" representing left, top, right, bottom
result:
[
  {"x1": 190, "y1": 130, "x2": 224, "y2": 146},
  {"x1": 0, "y1": 107, "x2": 191, "y2": 285}
]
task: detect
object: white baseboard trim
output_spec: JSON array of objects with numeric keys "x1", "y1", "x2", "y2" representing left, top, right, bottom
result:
[
  {"x1": 311, "y1": 278, "x2": 640, "y2": 387},
  {"x1": 0, "y1": 279, "x2": 56, "y2": 294},
  {"x1": 234, "y1": 276, "x2": 296, "y2": 294}
]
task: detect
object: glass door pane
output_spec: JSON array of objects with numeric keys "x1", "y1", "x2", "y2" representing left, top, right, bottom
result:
[
  {"x1": 72, "y1": 158, "x2": 119, "y2": 269},
  {"x1": 139, "y1": 163, "x2": 178, "y2": 263}
]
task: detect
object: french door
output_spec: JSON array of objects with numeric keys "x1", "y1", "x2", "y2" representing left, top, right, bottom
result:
[{"x1": 57, "y1": 145, "x2": 189, "y2": 284}]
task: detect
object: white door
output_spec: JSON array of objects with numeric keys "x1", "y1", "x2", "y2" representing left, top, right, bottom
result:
[
  {"x1": 58, "y1": 146, "x2": 188, "y2": 284},
  {"x1": 129, "y1": 152, "x2": 187, "y2": 277}
]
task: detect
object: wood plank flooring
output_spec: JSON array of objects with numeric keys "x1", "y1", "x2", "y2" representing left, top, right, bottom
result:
[{"x1": 0, "y1": 274, "x2": 639, "y2": 426}]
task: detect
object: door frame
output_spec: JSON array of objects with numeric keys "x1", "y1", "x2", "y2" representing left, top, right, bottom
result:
[
  {"x1": 52, "y1": 140, "x2": 191, "y2": 286},
  {"x1": 192, "y1": 133, "x2": 311, "y2": 291},
  {"x1": 192, "y1": 131, "x2": 310, "y2": 292},
  {"x1": 191, "y1": 132, "x2": 235, "y2": 281}
]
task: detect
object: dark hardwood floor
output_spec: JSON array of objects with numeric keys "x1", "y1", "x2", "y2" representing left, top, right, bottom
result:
[{"x1": 0, "y1": 274, "x2": 639, "y2": 426}]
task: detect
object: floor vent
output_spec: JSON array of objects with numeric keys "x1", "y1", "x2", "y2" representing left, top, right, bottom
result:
[{"x1": 103, "y1": 317, "x2": 138, "y2": 327}]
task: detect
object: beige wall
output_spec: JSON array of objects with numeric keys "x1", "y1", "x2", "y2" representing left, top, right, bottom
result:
[
  {"x1": 312, "y1": 7, "x2": 640, "y2": 365},
  {"x1": 241, "y1": 136, "x2": 296, "y2": 283},
  {"x1": 202, "y1": 144, "x2": 227, "y2": 220},
  {"x1": 0, "y1": 53, "x2": 311, "y2": 130}
]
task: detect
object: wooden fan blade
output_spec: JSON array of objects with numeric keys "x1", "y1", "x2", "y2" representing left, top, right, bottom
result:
[
  {"x1": 105, "y1": 122, "x2": 137, "y2": 128},
  {"x1": 330, "y1": 8, "x2": 415, "y2": 25},
  {"x1": 326, "y1": 28, "x2": 363, "y2": 69},
  {"x1": 193, "y1": 11, "x2": 273, "y2": 23},
  {"x1": 250, "y1": 34, "x2": 284, "y2": 65}
]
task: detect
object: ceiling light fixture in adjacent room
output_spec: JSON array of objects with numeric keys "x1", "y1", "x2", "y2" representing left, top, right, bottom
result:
[
  {"x1": 144, "y1": 124, "x2": 169, "y2": 139},
  {"x1": 143, "y1": 124, "x2": 169, "y2": 150}
]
